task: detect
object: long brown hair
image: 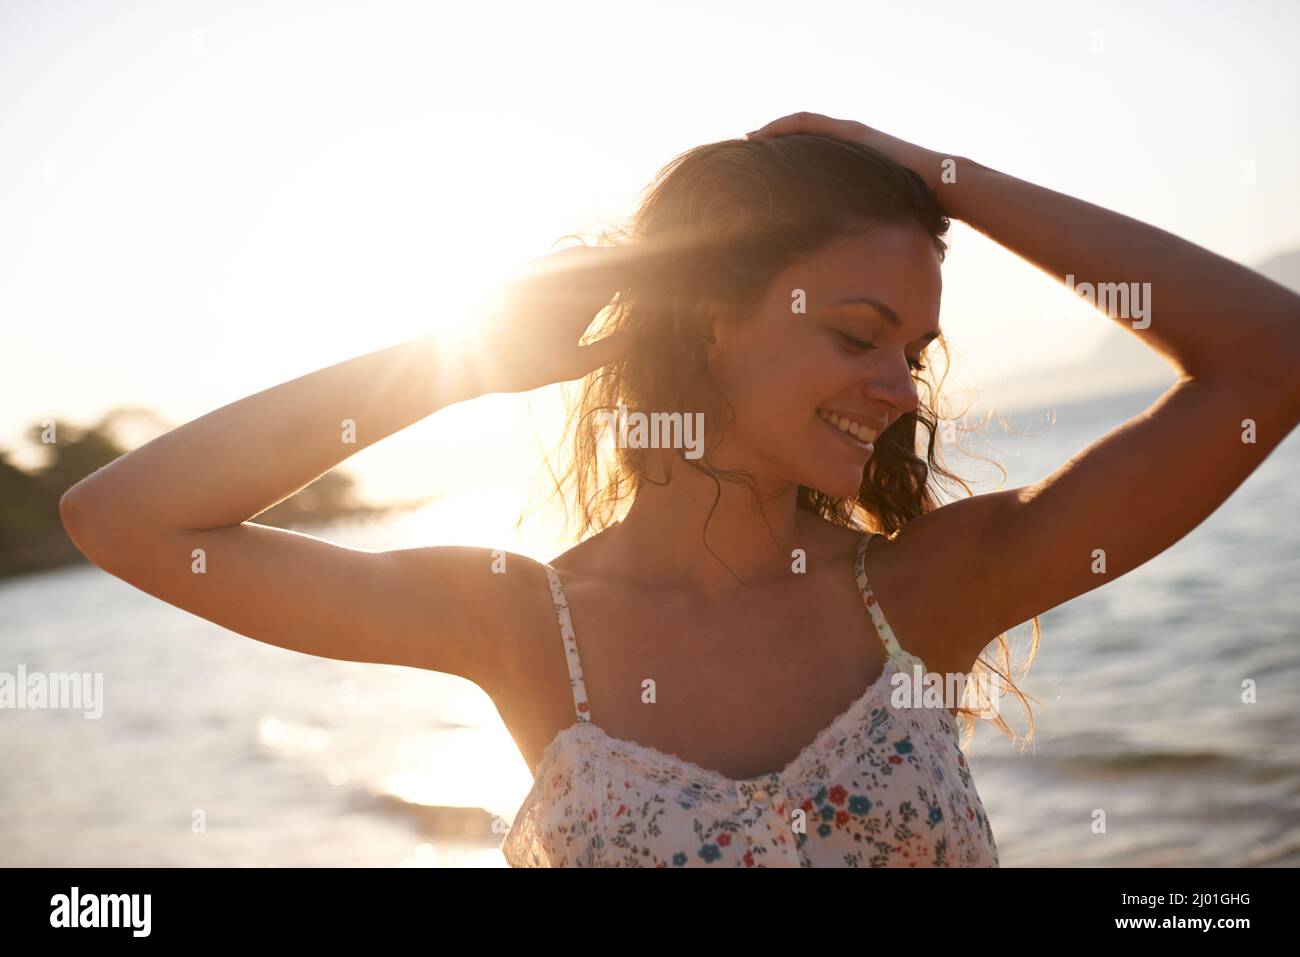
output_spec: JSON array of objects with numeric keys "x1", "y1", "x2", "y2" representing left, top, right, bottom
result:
[{"x1": 523, "y1": 133, "x2": 1039, "y2": 750}]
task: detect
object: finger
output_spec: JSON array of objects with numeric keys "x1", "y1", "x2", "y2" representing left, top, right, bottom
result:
[
  {"x1": 747, "y1": 111, "x2": 840, "y2": 139},
  {"x1": 575, "y1": 330, "x2": 632, "y2": 374}
]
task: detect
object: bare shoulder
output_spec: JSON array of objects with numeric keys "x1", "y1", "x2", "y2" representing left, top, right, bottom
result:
[
  {"x1": 469, "y1": 534, "x2": 633, "y2": 710},
  {"x1": 458, "y1": 546, "x2": 564, "y2": 696},
  {"x1": 467, "y1": 538, "x2": 614, "y2": 753},
  {"x1": 859, "y1": 496, "x2": 1011, "y2": 676},
  {"x1": 368, "y1": 542, "x2": 558, "y2": 698}
]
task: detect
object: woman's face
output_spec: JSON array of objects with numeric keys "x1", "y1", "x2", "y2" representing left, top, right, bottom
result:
[{"x1": 704, "y1": 224, "x2": 943, "y2": 499}]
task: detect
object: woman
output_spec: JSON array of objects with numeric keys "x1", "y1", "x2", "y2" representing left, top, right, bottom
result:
[{"x1": 60, "y1": 112, "x2": 1300, "y2": 868}]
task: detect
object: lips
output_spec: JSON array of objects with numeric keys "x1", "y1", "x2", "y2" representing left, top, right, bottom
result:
[{"x1": 816, "y1": 409, "x2": 880, "y2": 444}]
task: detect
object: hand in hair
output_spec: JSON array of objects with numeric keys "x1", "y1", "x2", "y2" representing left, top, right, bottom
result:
[
  {"x1": 475, "y1": 243, "x2": 637, "y2": 394},
  {"x1": 746, "y1": 111, "x2": 950, "y2": 194}
]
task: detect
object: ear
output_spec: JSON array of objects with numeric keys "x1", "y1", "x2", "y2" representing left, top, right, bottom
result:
[{"x1": 692, "y1": 298, "x2": 736, "y2": 349}]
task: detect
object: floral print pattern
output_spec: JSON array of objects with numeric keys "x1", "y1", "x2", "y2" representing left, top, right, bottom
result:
[{"x1": 500, "y1": 531, "x2": 999, "y2": 867}]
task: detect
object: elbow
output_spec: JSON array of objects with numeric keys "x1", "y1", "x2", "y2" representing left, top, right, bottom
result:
[
  {"x1": 60, "y1": 478, "x2": 181, "y2": 572},
  {"x1": 1264, "y1": 342, "x2": 1300, "y2": 425},
  {"x1": 60, "y1": 484, "x2": 98, "y2": 556},
  {"x1": 1267, "y1": 313, "x2": 1300, "y2": 421},
  {"x1": 1217, "y1": 335, "x2": 1300, "y2": 426},
  {"x1": 60, "y1": 481, "x2": 118, "y2": 563}
]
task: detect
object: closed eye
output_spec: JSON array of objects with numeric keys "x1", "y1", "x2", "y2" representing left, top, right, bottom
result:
[
  {"x1": 838, "y1": 332, "x2": 875, "y2": 354},
  {"x1": 838, "y1": 332, "x2": 927, "y2": 372}
]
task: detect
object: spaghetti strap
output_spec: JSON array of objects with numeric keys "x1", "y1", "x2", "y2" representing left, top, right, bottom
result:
[
  {"x1": 854, "y1": 532, "x2": 926, "y2": 672},
  {"x1": 542, "y1": 563, "x2": 591, "y2": 723}
]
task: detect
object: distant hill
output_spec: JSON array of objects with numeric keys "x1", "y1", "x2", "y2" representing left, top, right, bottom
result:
[
  {"x1": 1254, "y1": 248, "x2": 1300, "y2": 290},
  {"x1": 973, "y1": 246, "x2": 1300, "y2": 413}
]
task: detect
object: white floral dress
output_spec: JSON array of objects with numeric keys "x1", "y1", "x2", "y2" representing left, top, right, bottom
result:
[{"x1": 500, "y1": 531, "x2": 1000, "y2": 867}]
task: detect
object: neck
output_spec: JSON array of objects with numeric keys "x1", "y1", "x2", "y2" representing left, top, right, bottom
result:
[{"x1": 593, "y1": 446, "x2": 826, "y2": 593}]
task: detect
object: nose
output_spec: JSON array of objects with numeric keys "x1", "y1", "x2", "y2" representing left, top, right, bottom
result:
[{"x1": 860, "y1": 354, "x2": 919, "y2": 420}]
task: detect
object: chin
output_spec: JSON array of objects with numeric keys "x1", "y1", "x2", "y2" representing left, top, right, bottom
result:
[{"x1": 805, "y1": 469, "x2": 866, "y2": 499}]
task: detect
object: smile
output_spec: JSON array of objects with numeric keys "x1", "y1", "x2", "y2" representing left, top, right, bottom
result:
[{"x1": 817, "y1": 409, "x2": 878, "y2": 453}]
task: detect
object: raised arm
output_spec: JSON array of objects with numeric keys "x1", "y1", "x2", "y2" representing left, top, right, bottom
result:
[
  {"x1": 751, "y1": 113, "x2": 1300, "y2": 670},
  {"x1": 59, "y1": 244, "x2": 634, "y2": 686}
]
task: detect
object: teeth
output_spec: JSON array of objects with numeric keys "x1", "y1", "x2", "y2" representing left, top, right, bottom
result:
[{"x1": 817, "y1": 409, "x2": 877, "y2": 443}]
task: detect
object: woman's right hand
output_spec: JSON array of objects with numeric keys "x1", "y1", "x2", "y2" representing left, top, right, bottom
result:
[{"x1": 472, "y1": 243, "x2": 637, "y2": 394}]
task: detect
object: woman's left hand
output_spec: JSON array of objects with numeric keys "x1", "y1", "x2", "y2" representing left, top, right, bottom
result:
[{"x1": 745, "y1": 111, "x2": 952, "y2": 195}]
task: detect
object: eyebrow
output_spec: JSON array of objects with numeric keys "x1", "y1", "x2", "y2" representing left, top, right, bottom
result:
[{"x1": 836, "y1": 297, "x2": 942, "y2": 343}]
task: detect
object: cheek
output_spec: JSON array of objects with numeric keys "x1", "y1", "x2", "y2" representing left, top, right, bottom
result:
[{"x1": 712, "y1": 327, "x2": 832, "y2": 443}]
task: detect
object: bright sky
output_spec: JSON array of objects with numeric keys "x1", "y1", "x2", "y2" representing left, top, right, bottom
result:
[{"x1": 4, "y1": 0, "x2": 1298, "y2": 506}]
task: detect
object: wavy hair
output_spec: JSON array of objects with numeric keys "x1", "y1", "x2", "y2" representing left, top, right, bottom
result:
[{"x1": 521, "y1": 133, "x2": 1039, "y2": 751}]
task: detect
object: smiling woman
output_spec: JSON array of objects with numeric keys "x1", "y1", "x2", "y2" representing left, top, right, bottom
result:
[
  {"x1": 58, "y1": 112, "x2": 1300, "y2": 871},
  {"x1": 535, "y1": 133, "x2": 1030, "y2": 750}
]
